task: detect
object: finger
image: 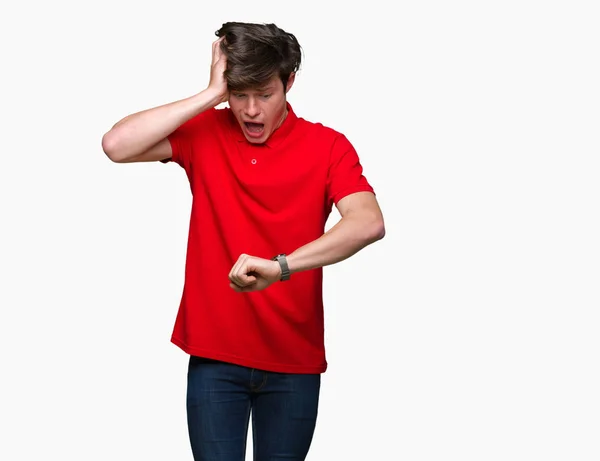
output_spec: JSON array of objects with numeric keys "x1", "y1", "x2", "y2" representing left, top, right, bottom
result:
[
  {"x1": 240, "y1": 272, "x2": 257, "y2": 286},
  {"x1": 230, "y1": 254, "x2": 249, "y2": 284},
  {"x1": 230, "y1": 281, "x2": 255, "y2": 292},
  {"x1": 230, "y1": 282, "x2": 255, "y2": 293},
  {"x1": 229, "y1": 253, "x2": 244, "y2": 280},
  {"x1": 212, "y1": 39, "x2": 219, "y2": 60},
  {"x1": 234, "y1": 263, "x2": 257, "y2": 287},
  {"x1": 238, "y1": 259, "x2": 260, "y2": 285},
  {"x1": 212, "y1": 37, "x2": 223, "y2": 62},
  {"x1": 213, "y1": 36, "x2": 226, "y2": 61}
]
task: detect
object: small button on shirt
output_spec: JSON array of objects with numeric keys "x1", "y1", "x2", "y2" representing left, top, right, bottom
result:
[{"x1": 161, "y1": 102, "x2": 375, "y2": 374}]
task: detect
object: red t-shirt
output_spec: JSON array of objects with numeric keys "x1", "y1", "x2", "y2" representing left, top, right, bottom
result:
[{"x1": 161, "y1": 102, "x2": 374, "y2": 373}]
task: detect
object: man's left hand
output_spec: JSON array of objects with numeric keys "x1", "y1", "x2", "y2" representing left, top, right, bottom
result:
[{"x1": 228, "y1": 254, "x2": 282, "y2": 292}]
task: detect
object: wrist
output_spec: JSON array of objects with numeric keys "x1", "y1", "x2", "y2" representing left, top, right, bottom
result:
[
  {"x1": 201, "y1": 87, "x2": 227, "y2": 106},
  {"x1": 273, "y1": 260, "x2": 282, "y2": 279},
  {"x1": 271, "y1": 254, "x2": 291, "y2": 281},
  {"x1": 190, "y1": 90, "x2": 220, "y2": 111}
]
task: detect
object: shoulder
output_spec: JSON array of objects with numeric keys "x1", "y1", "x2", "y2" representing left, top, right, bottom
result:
[
  {"x1": 300, "y1": 117, "x2": 357, "y2": 158},
  {"x1": 295, "y1": 114, "x2": 349, "y2": 147}
]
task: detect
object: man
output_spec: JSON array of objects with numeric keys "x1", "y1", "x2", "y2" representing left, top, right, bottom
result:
[{"x1": 102, "y1": 21, "x2": 385, "y2": 461}]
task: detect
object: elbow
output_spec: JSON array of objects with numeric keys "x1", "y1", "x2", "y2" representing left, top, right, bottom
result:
[
  {"x1": 101, "y1": 131, "x2": 118, "y2": 161},
  {"x1": 365, "y1": 218, "x2": 386, "y2": 244},
  {"x1": 101, "y1": 131, "x2": 124, "y2": 163},
  {"x1": 374, "y1": 220, "x2": 386, "y2": 242}
]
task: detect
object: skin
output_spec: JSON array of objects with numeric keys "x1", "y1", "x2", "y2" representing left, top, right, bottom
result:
[
  {"x1": 228, "y1": 191, "x2": 385, "y2": 292},
  {"x1": 228, "y1": 73, "x2": 295, "y2": 144},
  {"x1": 210, "y1": 36, "x2": 295, "y2": 146},
  {"x1": 101, "y1": 36, "x2": 385, "y2": 292},
  {"x1": 220, "y1": 38, "x2": 385, "y2": 291},
  {"x1": 208, "y1": 37, "x2": 229, "y2": 104},
  {"x1": 100, "y1": 38, "x2": 230, "y2": 163}
]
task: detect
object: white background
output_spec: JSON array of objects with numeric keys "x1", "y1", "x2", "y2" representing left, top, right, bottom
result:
[{"x1": 1, "y1": 0, "x2": 599, "y2": 460}]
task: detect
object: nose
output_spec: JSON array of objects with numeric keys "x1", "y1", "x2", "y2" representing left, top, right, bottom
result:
[{"x1": 244, "y1": 97, "x2": 260, "y2": 118}]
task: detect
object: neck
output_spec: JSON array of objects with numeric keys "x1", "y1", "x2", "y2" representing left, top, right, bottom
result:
[{"x1": 275, "y1": 105, "x2": 288, "y2": 130}]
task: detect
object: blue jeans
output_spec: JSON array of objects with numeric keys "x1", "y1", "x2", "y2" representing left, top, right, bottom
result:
[{"x1": 186, "y1": 355, "x2": 321, "y2": 461}]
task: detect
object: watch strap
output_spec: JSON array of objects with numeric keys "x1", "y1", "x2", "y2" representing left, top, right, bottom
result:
[{"x1": 272, "y1": 254, "x2": 290, "y2": 281}]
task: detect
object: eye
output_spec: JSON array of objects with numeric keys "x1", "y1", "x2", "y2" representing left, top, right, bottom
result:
[
  {"x1": 260, "y1": 94, "x2": 272, "y2": 99},
  {"x1": 233, "y1": 93, "x2": 247, "y2": 99}
]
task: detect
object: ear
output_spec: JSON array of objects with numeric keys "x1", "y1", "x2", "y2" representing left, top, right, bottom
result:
[{"x1": 285, "y1": 72, "x2": 296, "y2": 93}]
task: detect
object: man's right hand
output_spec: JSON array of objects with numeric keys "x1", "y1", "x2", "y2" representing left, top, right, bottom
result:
[
  {"x1": 102, "y1": 37, "x2": 230, "y2": 163},
  {"x1": 208, "y1": 37, "x2": 229, "y2": 104}
]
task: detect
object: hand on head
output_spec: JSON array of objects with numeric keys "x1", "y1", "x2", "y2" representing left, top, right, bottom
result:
[{"x1": 208, "y1": 36, "x2": 229, "y2": 103}]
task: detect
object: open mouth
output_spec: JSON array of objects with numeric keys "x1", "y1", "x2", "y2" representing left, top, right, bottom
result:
[{"x1": 244, "y1": 122, "x2": 265, "y2": 137}]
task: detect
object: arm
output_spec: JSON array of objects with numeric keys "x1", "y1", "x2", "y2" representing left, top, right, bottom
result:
[
  {"x1": 286, "y1": 191, "x2": 385, "y2": 274},
  {"x1": 228, "y1": 192, "x2": 385, "y2": 292},
  {"x1": 101, "y1": 38, "x2": 228, "y2": 163},
  {"x1": 102, "y1": 90, "x2": 224, "y2": 163}
]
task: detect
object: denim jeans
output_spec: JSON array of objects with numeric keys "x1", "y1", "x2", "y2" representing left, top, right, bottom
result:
[{"x1": 186, "y1": 355, "x2": 321, "y2": 461}]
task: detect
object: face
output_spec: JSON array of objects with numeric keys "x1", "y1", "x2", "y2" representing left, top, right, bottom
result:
[{"x1": 228, "y1": 73, "x2": 295, "y2": 144}]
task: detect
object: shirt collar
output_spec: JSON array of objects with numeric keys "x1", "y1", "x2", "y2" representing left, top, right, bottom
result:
[{"x1": 228, "y1": 102, "x2": 297, "y2": 148}]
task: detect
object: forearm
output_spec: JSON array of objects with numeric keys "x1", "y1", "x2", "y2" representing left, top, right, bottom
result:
[
  {"x1": 286, "y1": 214, "x2": 385, "y2": 275},
  {"x1": 101, "y1": 89, "x2": 223, "y2": 160}
]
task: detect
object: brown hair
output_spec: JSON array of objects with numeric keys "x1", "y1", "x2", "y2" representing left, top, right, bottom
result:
[{"x1": 215, "y1": 22, "x2": 302, "y2": 92}]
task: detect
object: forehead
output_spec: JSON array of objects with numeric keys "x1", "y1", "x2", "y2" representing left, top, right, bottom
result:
[{"x1": 234, "y1": 75, "x2": 281, "y2": 93}]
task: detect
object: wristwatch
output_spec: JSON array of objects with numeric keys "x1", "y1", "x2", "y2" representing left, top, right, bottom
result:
[{"x1": 272, "y1": 254, "x2": 291, "y2": 281}]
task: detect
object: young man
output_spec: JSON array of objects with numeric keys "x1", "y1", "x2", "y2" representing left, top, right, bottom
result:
[{"x1": 102, "y1": 22, "x2": 385, "y2": 461}]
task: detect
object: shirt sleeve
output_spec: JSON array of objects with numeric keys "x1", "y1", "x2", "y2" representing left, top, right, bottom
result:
[
  {"x1": 160, "y1": 109, "x2": 216, "y2": 173},
  {"x1": 327, "y1": 133, "x2": 375, "y2": 207}
]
